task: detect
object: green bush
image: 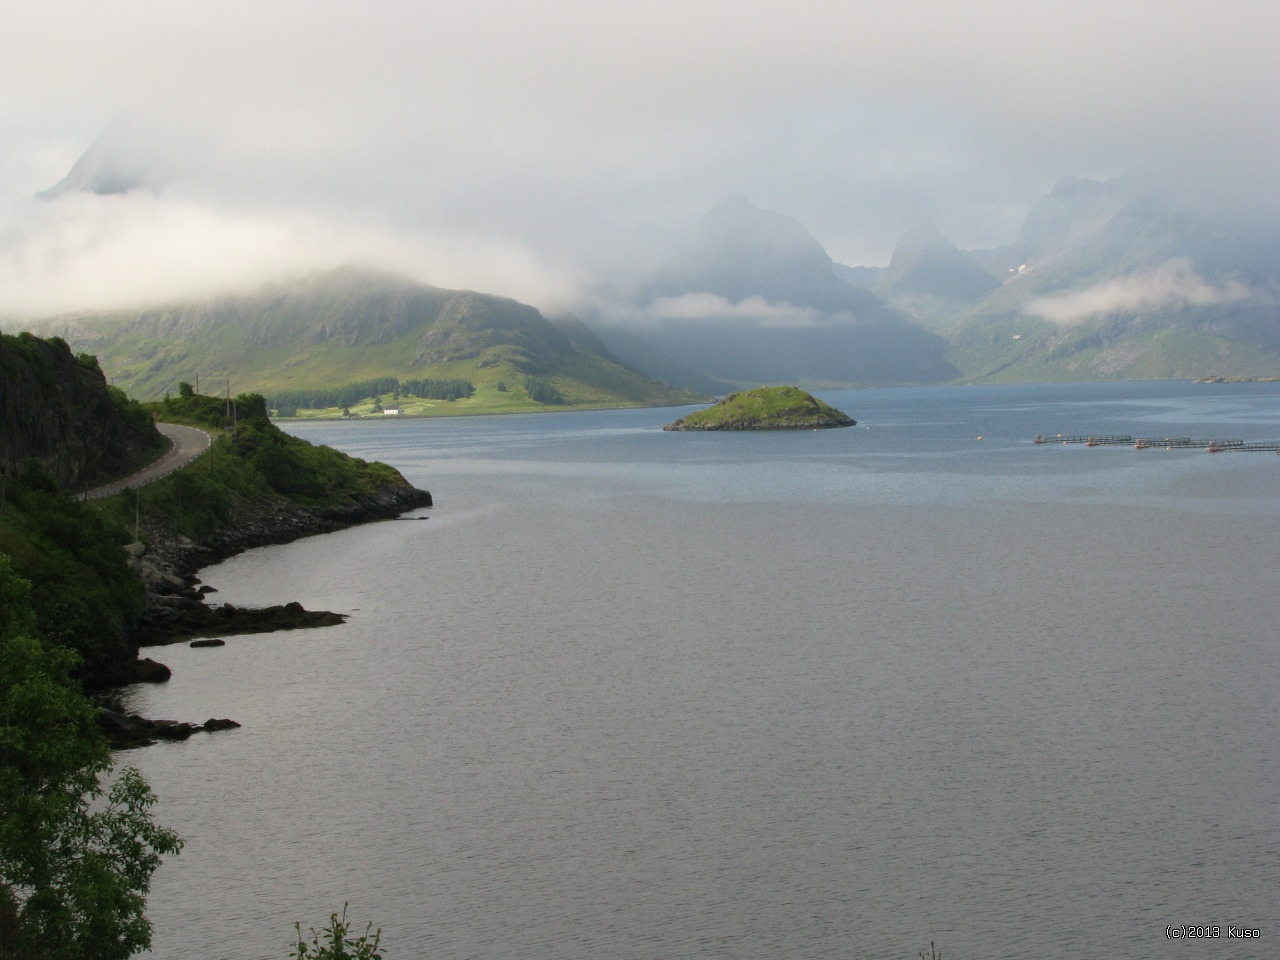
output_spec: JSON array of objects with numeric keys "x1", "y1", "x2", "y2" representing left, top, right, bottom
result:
[
  {"x1": 524, "y1": 376, "x2": 565, "y2": 404},
  {"x1": 291, "y1": 905, "x2": 382, "y2": 960}
]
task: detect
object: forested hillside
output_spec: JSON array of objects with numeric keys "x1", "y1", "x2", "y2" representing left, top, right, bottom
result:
[{"x1": 0, "y1": 332, "x2": 163, "y2": 487}]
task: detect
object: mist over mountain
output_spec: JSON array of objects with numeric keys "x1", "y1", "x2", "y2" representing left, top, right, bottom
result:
[
  {"x1": 35, "y1": 120, "x2": 166, "y2": 200},
  {"x1": 870, "y1": 223, "x2": 1001, "y2": 328},
  {"x1": 831, "y1": 263, "x2": 881, "y2": 289},
  {"x1": 940, "y1": 177, "x2": 1280, "y2": 380},
  {"x1": 588, "y1": 195, "x2": 956, "y2": 388},
  {"x1": 18, "y1": 122, "x2": 1280, "y2": 389},
  {"x1": 581, "y1": 322, "x2": 740, "y2": 396},
  {"x1": 969, "y1": 175, "x2": 1149, "y2": 275}
]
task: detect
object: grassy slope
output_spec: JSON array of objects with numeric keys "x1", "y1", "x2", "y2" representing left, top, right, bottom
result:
[
  {"x1": 37, "y1": 270, "x2": 706, "y2": 413},
  {"x1": 667, "y1": 385, "x2": 855, "y2": 429}
]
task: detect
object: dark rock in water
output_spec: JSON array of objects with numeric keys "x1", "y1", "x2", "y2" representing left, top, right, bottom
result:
[
  {"x1": 132, "y1": 658, "x2": 172, "y2": 683},
  {"x1": 189, "y1": 638, "x2": 225, "y2": 648},
  {"x1": 97, "y1": 708, "x2": 242, "y2": 748},
  {"x1": 138, "y1": 596, "x2": 346, "y2": 646},
  {"x1": 148, "y1": 719, "x2": 196, "y2": 741}
]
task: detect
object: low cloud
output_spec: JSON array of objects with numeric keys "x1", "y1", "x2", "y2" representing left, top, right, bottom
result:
[
  {"x1": 0, "y1": 190, "x2": 584, "y2": 320},
  {"x1": 1022, "y1": 259, "x2": 1259, "y2": 324},
  {"x1": 3, "y1": 0, "x2": 1278, "y2": 312},
  {"x1": 632, "y1": 293, "x2": 826, "y2": 329}
]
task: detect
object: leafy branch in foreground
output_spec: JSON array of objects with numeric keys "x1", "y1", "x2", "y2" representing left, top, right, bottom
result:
[
  {"x1": 0, "y1": 555, "x2": 181, "y2": 960},
  {"x1": 291, "y1": 904, "x2": 382, "y2": 960}
]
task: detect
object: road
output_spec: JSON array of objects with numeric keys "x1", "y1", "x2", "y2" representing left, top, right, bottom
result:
[{"x1": 83, "y1": 423, "x2": 214, "y2": 499}]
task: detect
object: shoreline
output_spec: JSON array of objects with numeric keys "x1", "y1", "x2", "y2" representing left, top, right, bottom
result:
[
  {"x1": 118, "y1": 479, "x2": 431, "y2": 675},
  {"x1": 99, "y1": 476, "x2": 431, "y2": 745}
]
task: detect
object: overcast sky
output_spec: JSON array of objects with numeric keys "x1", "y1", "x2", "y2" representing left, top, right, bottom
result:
[{"x1": 1, "y1": 0, "x2": 1277, "y2": 317}]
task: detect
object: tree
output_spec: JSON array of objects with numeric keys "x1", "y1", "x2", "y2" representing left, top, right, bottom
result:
[{"x1": 0, "y1": 555, "x2": 181, "y2": 960}]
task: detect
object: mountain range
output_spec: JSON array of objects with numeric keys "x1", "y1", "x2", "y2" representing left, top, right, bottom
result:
[
  {"x1": 875, "y1": 177, "x2": 1280, "y2": 381},
  {"x1": 18, "y1": 126, "x2": 1280, "y2": 398}
]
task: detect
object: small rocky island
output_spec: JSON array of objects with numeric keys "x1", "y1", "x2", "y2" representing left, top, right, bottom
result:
[{"x1": 663, "y1": 385, "x2": 857, "y2": 431}]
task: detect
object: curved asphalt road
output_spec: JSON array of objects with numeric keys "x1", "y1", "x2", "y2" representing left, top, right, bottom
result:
[{"x1": 83, "y1": 423, "x2": 214, "y2": 499}]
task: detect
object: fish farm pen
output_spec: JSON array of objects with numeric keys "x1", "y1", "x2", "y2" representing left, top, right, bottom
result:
[{"x1": 1034, "y1": 434, "x2": 1280, "y2": 453}]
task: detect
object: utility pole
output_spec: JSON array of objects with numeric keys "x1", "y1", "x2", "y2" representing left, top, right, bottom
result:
[
  {"x1": 133, "y1": 488, "x2": 140, "y2": 542},
  {"x1": 226, "y1": 379, "x2": 238, "y2": 440}
]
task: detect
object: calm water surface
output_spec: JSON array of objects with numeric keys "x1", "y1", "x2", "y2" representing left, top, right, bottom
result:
[{"x1": 128, "y1": 382, "x2": 1279, "y2": 960}]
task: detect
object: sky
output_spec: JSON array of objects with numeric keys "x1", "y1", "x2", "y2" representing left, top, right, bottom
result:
[{"x1": 1, "y1": 0, "x2": 1277, "y2": 318}]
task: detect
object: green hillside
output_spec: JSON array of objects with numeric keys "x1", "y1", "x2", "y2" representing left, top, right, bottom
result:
[{"x1": 31, "y1": 267, "x2": 706, "y2": 415}]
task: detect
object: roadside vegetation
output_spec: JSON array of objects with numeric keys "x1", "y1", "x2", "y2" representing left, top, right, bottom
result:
[{"x1": 91, "y1": 384, "x2": 410, "y2": 542}]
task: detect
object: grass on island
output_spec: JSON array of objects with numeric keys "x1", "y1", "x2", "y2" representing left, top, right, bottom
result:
[{"x1": 668, "y1": 385, "x2": 854, "y2": 430}]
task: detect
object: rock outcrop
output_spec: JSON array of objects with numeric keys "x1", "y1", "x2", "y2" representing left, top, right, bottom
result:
[{"x1": 97, "y1": 707, "x2": 242, "y2": 749}]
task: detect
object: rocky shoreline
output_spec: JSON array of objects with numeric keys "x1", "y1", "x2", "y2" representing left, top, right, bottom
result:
[
  {"x1": 118, "y1": 480, "x2": 432, "y2": 673},
  {"x1": 97, "y1": 707, "x2": 243, "y2": 750},
  {"x1": 98, "y1": 478, "x2": 431, "y2": 745}
]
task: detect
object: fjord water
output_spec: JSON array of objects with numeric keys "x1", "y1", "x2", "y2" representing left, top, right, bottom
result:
[{"x1": 128, "y1": 381, "x2": 1279, "y2": 960}]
